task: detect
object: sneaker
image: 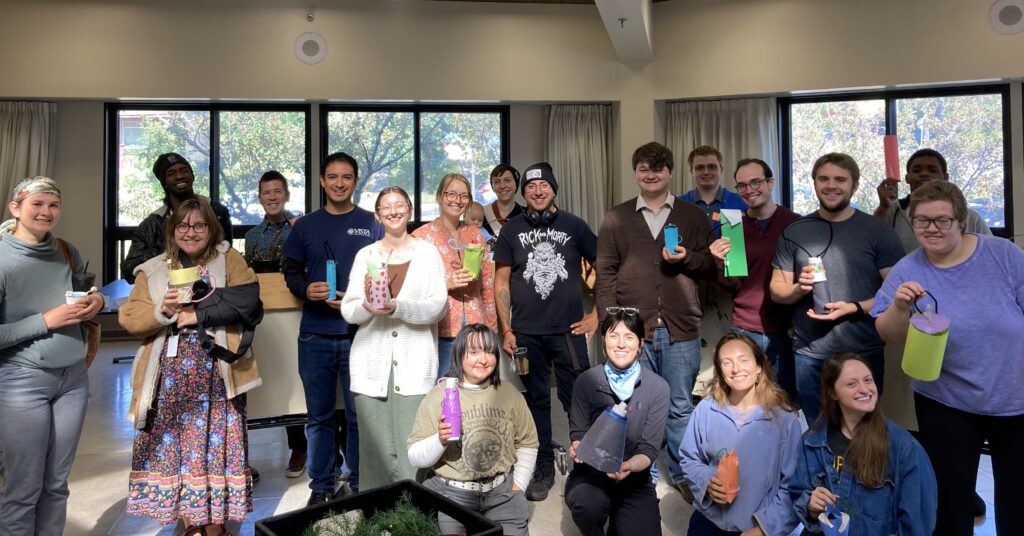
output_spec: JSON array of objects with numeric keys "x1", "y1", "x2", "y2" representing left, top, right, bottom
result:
[
  {"x1": 307, "y1": 489, "x2": 333, "y2": 506},
  {"x1": 974, "y1": 491, "x2": 987, "y2": 517},
  {"x1": 250, "y1": 466, "x2": 260, "y2": 485},
  {"x1": 526, "y1": 463, "x2": 555, "y2": 502},
  {"x1": 286, "y1": 451, "x2": 307, "y2": 479},
  {"x1": 676, "y1": 482, "x2": 695, "y2": 505}
]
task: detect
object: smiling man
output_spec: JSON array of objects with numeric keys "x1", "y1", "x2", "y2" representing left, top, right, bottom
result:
[
  {"x1": 680, "y1": 145, "x2": 747, "y2": 221},
  {"x1": 482, "y1": 164, "x2": 523, "y2": 238}
]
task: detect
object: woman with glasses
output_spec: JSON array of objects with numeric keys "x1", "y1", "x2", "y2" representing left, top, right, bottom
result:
[
  {"x1": 120, "y1": 198, "x2": 263, "y2": 536},
  {"x1": 564, "y1": 307, "x2": 670, "y2": 536},
  {"x1": 341, "y1": 186, "x2": 448, "y2": 490},
  {"x1": 413, "y1": 173, "x2": 497, "y2": 377},
  {"x1": 873, "y1": 180, "x2": 1024, "y2": 535}
]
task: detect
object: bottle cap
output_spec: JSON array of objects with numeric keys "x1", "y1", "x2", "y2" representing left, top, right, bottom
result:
[
  {"x1": 445, "y1": 377, "x2": 458, "y2": 388},
  {"x1": 611, "y1": 401, "x2": 628, "y2": 417}
]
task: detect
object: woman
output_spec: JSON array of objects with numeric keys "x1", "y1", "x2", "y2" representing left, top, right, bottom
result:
[
  {"x1": 482, "y1": 164, "x2": 523, "y2": 238},
  {"x1": 874, "y1": 180, "x2": 1022, "y2": 535},
  {"x1": 791, "y1": 353, "x2": 936, "y2": 535},
  {"x1": 408, "y1": 324, "x2": 538, "y2": 535},
  {"x1": 564, "y1": 308, "x2": 670, "y2": 536},
  {"x1": 120, "y1": 198, "x2": 263, "y2": 536},
  {"x1": 679, "y1": 333, "x2": 800, "y2": 535},
  {"x1": 341, "y1": 186, "x2": 448, "y2": 490},
  {"x1": 0, "y1": 176, "x2": 103, "y2": 534},
  {"x1": 413, "y1": 173, "x2": 497, "y2": 377}
]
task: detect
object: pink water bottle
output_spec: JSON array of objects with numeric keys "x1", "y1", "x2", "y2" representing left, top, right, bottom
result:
[{"x1": 441, "y1": 378, "x2": 462, "y2": 442}]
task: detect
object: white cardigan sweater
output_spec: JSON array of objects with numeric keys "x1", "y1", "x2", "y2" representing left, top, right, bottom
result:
[{"x1": 341, "y1": 239, "x2": 448, "y2": 398}]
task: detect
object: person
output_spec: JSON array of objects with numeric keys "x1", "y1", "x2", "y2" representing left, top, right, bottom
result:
[
  {"x1": 412, "y1": 174, "x2": 497, "y2": 377},
  {"x1": 466, "y1": 201, "x2": 487, "y2": 228},
  {"x1": 408, "y1": 324, "x2": 538, "y2": 536},
  {"x1": 595, "y1": 142, "x2": 716, "y2": 492},
  {"x1": 770, "y1": 153, "x2": 903, "y2": 425},
  {"x1": 493, "y1": 162, "x2": 599, "y2": 501},
  {"x1": 679, "y1": 333, "x2": 801, "y2": 536},
  {"x1": 708, "y1": 159, "x2": 800, "y2": 403},
  {"x1": 680, "y1": 145, "x2": 747, "y2": 221},
  {"x1": 564, "y1": 308, "x2": 669, "y2": 536},
  {"x1": 121, "y1": 152, "x2": 233, "y2": 283},
  {"x1": 483, "y1": 164, "x2": 523, "y2": 238},
  {"x1": 873, "y1": 180, "x2": 1024, "y2": 535},
  {"x1": 120, "y1": 198, "x2": 263, "y2": 536},
  {"x1": 791, "y1": 352, "x2": 937, "y2": 535},
  {"x1": 283, "y1": 152, "x2": 381, "y2": 503},
  {"x1": 873, "y1": 148, "x2": 991, "y2": 253},
  {"x1": 341, "y1": 186, "x2": 448, "y2": 490},
  {"x1": 0, "y1": 177, "x2": 103, "y2": 534}
]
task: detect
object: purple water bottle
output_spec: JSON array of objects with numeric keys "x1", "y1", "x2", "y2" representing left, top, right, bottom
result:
[{"x1": 442, "y1": 378, "x2": 462, "y2": 441}]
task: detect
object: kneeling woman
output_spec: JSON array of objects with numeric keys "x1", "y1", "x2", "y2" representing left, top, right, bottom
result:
[
  {"x1": 790, "y1": 352, "x2": 937, "y2": 535},
  {"x1": 564, "y1": 308, "x2": 670, "y2": 536},
  {"x1": 680, "y1": 333, "x2": 801, "y2": 535},
  {"x1": 408, "y1": 324, "x2": 538, "y2": 536}
]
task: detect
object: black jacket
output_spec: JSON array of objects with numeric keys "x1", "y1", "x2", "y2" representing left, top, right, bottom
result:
[{"x1": 121, "y1": 198, "x2": 233, "y2": 283}]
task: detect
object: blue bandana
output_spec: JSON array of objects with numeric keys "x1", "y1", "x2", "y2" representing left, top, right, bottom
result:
[{"x1": 604, "y1": 360, "x2": 641, "y2": 401}]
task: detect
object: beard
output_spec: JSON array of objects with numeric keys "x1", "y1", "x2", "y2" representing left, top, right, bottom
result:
[{"x1": 818, "y1": 195, "x2": 851, "y2": 214}]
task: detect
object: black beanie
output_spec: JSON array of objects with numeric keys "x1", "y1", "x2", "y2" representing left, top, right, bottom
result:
[
  {"x1": 521, "y1": 162, "x2": 558, "y2": 196},
  {"x1": 152, "y1": 153, "x2": 193, "y2": 185}
]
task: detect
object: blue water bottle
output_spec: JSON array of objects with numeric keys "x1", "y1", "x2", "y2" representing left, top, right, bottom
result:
[
  {"x1": 326, "y1": 259, "x2": 337, "y2": 300},
  {"x1": 663, "y1": 224, "x2": 680, "y2": 255}
]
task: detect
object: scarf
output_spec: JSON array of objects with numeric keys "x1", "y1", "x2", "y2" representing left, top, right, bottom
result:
[{"x1": 604, "y1": 360, "x2": 641, "y2": 401}]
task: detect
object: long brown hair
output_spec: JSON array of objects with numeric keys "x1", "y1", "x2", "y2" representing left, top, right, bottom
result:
[
  {"x1": 820, "y1": 352, "x2": 889, "y2": 488},
  {"x1": 165, "y1": 198, "x2": 223, "y2": 267},
  {"x1": 707, "y1": 333, "x2": 793, "y2": 415}
]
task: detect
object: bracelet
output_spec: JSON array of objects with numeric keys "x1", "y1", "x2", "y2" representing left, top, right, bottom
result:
[
  {"x1": 853, "y1": 301, "x2": 864, "y2": 315},
  {"x1": 503, "y1": 328, "x2": 514, "y2": 336}
]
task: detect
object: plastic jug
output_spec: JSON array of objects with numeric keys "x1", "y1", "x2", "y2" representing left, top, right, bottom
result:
[
  {"x1": 463, "y1": 244, "x2": 484, "y2": 279},
  {"x1": 807, "y1": 256, "x2": 831, "y2": 315},
  {"x1": 901, "y1": 291, "x2": 949, "y2": 381},
  {"x1": 441, "y1": 378, "x2": 462, "y2": 442},
  {"x1": 819, "y1": 503, "x2": 850, "y2": 536},
  {"x1": 366, "y1": 255, "x2": 390, "y2": 309},
  {"x1": 716, "y1": 449, "x2": 740, "y2": 503},
  {"x1": 576, "y1": 402, "x2": 628, "y2": 473}
]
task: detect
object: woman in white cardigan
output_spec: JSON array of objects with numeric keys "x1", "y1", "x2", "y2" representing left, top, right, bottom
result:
[{"x1": 342, "y1": 186, "x2": 449, "y2": 490}]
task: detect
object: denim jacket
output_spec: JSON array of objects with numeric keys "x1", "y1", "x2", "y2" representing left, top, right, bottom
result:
[{"x1": 791, "y1": 420, "x2": 937, "y2": 535}]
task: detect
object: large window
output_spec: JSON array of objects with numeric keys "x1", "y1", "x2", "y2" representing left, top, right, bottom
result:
[{"x1": 782, "y1": 86, "x2": 1011, "y2": 232}]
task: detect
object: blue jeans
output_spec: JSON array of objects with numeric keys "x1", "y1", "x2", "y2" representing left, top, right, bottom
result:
[
  {"x1": 517, "y1": 332, "x2": 588, "y2": 467},
  {"x1": 639, "y1": 328, "x2": 700, "y2": 484},
  {"x1": 795, "y1": 349, "x2": 884, "y2": 426},
  {"x1": 298, "y1": 332, "x2": 358, "y2": 491},
  {"x1": 438, "y1": 336, "x2": 455, "y2": 378},
  {"x1": 730, "y1": 327, "x2": 797, "y2": 406}
]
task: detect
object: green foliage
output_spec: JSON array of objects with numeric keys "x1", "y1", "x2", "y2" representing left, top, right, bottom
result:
[{"x1": 302, "y1": 494, "x2": 440, "y2": 536}]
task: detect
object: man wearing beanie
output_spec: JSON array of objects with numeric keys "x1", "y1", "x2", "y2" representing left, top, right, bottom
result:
[
  {"x1": 493, "y1": 162, "x2": 598, "y2": 501},
  {"x1": 121, "y1": 153, "x2": 233, "y2": 283}
]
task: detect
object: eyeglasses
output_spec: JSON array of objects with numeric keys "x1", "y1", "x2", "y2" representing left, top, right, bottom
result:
[
  {"x1": 606, "y1": 307, "x2": 640, "y2": 316},
  {"x1": 693, "y1": 163, "x2": 721, "y2": 173},
  {"x1": 377, "y1": 203, "x2": 410, "y2": 215},
  {"x1": 911, "y1": 216, "x2": 956, "y2": 230},
  {"x1": 442, "y1": 191, "x2": 471, "y2": 203},
  {"x1": 174, "y1": 222, "x2": 209, "y2": 234},
  {"x1": 735, "y1": 177, "x2": 769, "y2": 193}
]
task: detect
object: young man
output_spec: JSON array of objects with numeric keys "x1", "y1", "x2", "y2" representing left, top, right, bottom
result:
[
  {"x1": 596, "y1": 142, "x2": 716, "y2": 492},
  {"x1": 283, "y1": 152, "x2": 381, "y2": 505},
  {"x1": 680, "y1": 145, "x2": 747, "y2": 220},
  {"x1": 874, "y1": 148, "x2": 991, "y2": 253},
  {"x1": 482, "y1": 164, "x2": 523, "y2": 238},
  {"x1": 121, "y1": 152, "x2": 233, "y2": 283},
  {"x1": 708, "y1": 158, "x2": 800, "y2": 401},
  {"x1": 493, "y1": 162, "x2": 598, "y2": 502},
  {"x1": 771, "y1": 153, "x2": 903, "y2": 425}
]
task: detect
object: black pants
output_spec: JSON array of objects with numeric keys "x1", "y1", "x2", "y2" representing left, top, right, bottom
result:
[
  {"x1": 564, "y1": 466, "x2": 661, "y2": 536},
  {"x1": 287, "y1": 424, "x2": 307, "y2": 452},
  {"x1": 516, "y1": 332, "x2": 588, "y2": 466},
  {"x1": 686, "y1": 509, "x2": 740, "y2": 536},
  {"x1": 915, "y1": 393, "x2": 1024, "y2": 535}
]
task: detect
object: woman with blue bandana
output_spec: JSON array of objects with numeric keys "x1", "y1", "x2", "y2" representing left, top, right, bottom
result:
[
  {"x1": 0, "y1": 176, "x2": 104, "y2": 534},
  {"x1": 564, "y1": 307, "x2": 669, "y2": 535}
]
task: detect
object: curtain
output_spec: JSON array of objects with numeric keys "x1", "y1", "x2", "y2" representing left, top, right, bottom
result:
[
  {"x1": 665, "y1": 98, "x2": 778, "y2": 198},
  {"x1": 0, "y1": 102, "x2": 56, "y2": 209},
  {"x1": 546, "y1": 104, "x2": 613, "y2": 231}
]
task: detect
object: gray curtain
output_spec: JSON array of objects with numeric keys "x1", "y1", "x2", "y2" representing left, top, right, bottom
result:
[
  {"x1": 0, "y1": 102, "x2": 56, "y2": 209},
  {"x1": 546, "y1": 104, "x2": 613, "y2": 231}
]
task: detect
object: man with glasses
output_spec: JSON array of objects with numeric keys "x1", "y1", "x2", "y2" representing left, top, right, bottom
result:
[
  {"x1": 708, "y1": 159, "x2": 800, "y2": 402},
  {"x1": 494, "y1": 162, "x2": 599, "y2": 501},
  {"x1": 680, "y1": 145, "x2": 747, "y2": 220},
  {"x1": 596, "y1": 142, "x2": 716, "y2": 495}
]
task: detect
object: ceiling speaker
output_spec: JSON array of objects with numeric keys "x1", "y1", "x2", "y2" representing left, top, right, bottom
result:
[
  {"x1": 294, "y1": 32, "x2": 327, "y2": 64},
  {"x1": 990, "y1": 0, "x2": 1024, "y2": 35}
]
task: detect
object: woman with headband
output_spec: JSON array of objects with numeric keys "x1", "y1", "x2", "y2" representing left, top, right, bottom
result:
[{"x1": 0, "y1": 177, "x2": 104, "y2": 533}]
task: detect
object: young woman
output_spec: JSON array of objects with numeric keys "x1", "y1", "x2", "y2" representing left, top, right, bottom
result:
[
  {"x1": 791, "y1": 353, "x2": 936, "y2": 535},
  {"x1": 0, "y1": 177, "x2": 103, "y2": 534},
  {"x1": 341, "y1": 186, "x2": 448, "y2": 490},
  {"x1": 120, "y1": 198, "x2": 263, "y2": 536},
  {"x1": 564, "y1": 308, "x2": 670, "y2": 536},
  {"x1": 408, "y1": 323, "x2": 538, "y2": 535},
  {"x1": 412, "y1": 173, "x2": 496, "y2": 377},
  {"x1": 679, "y1": 333, "x2": 801, "y2": 536},
  {"x1": 482, "y1": 164, "x2": 523, "y2": 238}
]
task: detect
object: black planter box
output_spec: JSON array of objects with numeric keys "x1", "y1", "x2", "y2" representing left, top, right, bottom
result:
[{"x1": 255, "y1": 479, "x2": 501, "y2": 535}]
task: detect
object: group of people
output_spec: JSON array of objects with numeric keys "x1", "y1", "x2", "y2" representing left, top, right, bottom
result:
[{"x1": 0, "y1": 136, "x2": 1020, "y2": 536}]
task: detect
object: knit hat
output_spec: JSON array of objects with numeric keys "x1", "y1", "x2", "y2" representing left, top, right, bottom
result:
[
  {"x1": 521, "y1": 162, "x2": 558, "y2": 196},
  {"x1": 152, "y1": 153, "x2": 193, "y2": 185}
]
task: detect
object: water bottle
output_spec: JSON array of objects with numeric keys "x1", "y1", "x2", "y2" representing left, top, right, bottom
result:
[
  {"x1": 326, "y1": 259, "x2": 337, "y2": 300},
  {"x1": 807, "y1": 256, "x2": 830, "y2": 315},
  {"x1": 576, "y1": 402, "x2": 628, "y2": 473},
  {"x1": 663, "y1": 224, "x2": 680, "y2": 255},
  {"x1": 441, "y1": 378, "x2": 462, "y2": 442}
]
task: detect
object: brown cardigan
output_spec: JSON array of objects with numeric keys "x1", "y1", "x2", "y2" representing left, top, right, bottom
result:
[{"x1": 595, "y1": 197, "x2": 716, "y2": 342}]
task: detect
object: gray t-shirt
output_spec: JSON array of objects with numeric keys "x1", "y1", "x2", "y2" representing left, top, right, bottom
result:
[{"x1": 772, "y1": 211, "x2": 904, "y2": 359}]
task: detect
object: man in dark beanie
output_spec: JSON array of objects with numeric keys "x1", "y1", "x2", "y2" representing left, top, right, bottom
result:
[{"x1": 121, "y1": 152, "x2": 233, "y2": 283}]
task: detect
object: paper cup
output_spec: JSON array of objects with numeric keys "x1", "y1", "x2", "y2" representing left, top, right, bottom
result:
[{"x1": 65, "y1": 291, "x2": 89, "y2": 304}]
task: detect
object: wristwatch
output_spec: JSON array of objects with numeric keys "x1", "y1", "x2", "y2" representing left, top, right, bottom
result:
[{"x1": 853, "y1": 301, "x2": 865, "y2": 315}]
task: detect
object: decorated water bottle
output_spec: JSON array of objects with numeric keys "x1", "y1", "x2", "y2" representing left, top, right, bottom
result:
[
  {"x1": 441, "y1": 378, "x2": 462, "y2": 442},
  {"x1": 902, "y1": 291, "x2": 950, "y2": 381},
  {"x1": 807, "y1": 256, "x2": 831, "y2": 315},
  {"x1": 819, "y1": 503, "x2": 850, "y2": 536},
  {"x1": 576, "y1": 402, "x2": 628, "y2": 473}
]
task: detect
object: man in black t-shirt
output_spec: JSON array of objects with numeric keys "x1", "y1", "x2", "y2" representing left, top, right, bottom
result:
[{"x1": 493, "y1": 162, "x2": 598, "y2": 502}]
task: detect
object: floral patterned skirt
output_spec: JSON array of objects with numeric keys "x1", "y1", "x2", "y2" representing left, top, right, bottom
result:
[{"x1": 126, "y1": 331, "x2": 252, "y2": 525}]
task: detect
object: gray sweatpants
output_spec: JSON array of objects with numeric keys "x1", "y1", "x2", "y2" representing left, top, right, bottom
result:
[{"x1": 424, "y1": 474, "x2": 530, "y2": 536}]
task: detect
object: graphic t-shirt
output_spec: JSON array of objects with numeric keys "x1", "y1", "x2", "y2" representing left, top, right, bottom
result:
[{"x1": 493, "y1": 211, "x2": 598, "y2": 334}]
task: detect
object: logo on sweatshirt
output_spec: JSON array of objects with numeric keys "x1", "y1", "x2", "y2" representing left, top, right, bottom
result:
[{"x1": 348, "y1": 228, "x2": 372, "y2": 238}]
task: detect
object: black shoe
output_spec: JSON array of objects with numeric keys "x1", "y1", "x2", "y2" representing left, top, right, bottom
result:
[
  {"x1": 308, "y1": 489, "x2": 333, "y2": 506},
  {"x1": 250, "y1": 466, "x2": 260, "y2": 485},
  {"x1": 974, "y1": 491, "x2": 987, "y2": 517},
  {"x1": 526, "y1": 464, "x2": 555, "y2": 502}
]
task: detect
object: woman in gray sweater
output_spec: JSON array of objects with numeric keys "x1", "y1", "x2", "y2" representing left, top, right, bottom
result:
[{"x1": 0, "y1": 176, "x2": 104, "y2": 534}]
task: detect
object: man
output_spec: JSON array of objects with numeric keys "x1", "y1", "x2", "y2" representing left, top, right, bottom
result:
[
  {"x1": 708, "y1": 158, "x2": 800, "y2": 402},
  {"x1": 874, "y1": 148, "x2": 991, "y2": 253},
  {"x1": 283, "y1": 152, "x2": 381, "y2": 505},
  {"x1": 494, "y1": 162, "x2": 598, "y2": 501},
  {"x1": 121, "y1": 153, "x2": 233, "y2": 283},
  {"x1": 482, "y1": 163, "x2": 523, "y2": 238},
  {"x1": 596, "y1": 142, "x2": 716, "y2": 493},
  {"x1": 771, "y1": 153, "x2": 904, "y2": 425},
  {"x1": 680, "y1": 145, "x2": 747, "y2": 220}
]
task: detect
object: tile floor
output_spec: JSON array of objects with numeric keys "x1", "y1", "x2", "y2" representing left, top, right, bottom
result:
[{"x1": 52, "y1": 341, "x2": 998, "y2": 535}]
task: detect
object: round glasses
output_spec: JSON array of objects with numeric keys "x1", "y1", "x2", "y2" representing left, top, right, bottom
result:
[{"x1": 175, "y1": 222, "x2": 209, "y2": 234}]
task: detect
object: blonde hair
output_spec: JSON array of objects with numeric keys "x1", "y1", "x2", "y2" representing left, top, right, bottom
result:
[
  {"x1": 707, "y1": 333, "x2": 794, "y2": 416},
  {"x1": 435, "y1": 173, "x2": 472, "y2": 218}
]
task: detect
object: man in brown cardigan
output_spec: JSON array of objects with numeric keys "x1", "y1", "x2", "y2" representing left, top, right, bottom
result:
[{"x1": 595, "y1": 142, "x2": 717, "y2": 493}]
